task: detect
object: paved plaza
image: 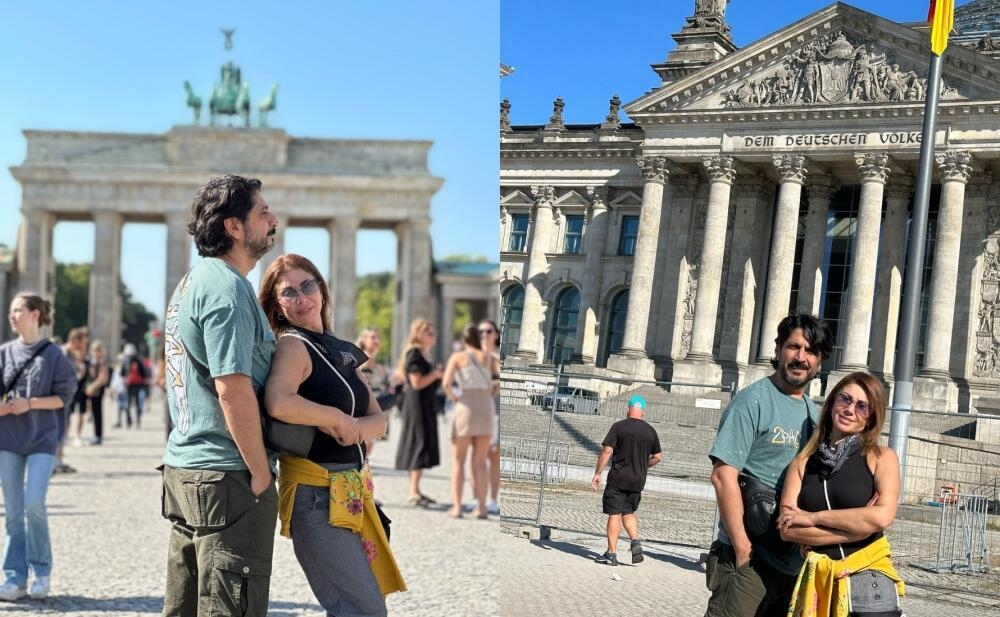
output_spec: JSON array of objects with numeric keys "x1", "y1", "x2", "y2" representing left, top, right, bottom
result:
[
  {"x1": 498, "y1": 525, "x2": 1000, "y2": 617},
  {"x1": 0, "y1": 393, "x2": 499, "y2": 616}
]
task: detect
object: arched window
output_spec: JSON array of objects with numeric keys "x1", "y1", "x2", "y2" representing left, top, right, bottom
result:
[
  {"x1": 547, "y1": 287, "x2": 580, "y2": 366},
  {"x1": 599, "y1": 289, "x2": 629, "y2": 367},
  {"x1": 499, "y1": 285, "x2": 524, "y2": 359}
]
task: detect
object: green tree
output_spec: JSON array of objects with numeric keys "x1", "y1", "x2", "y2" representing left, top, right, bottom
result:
[
  {"x1": 54, "y1": 263, "x2": 91, "y2": 341},
  {"x1": 440, "y1": 253, "x2": 487, "y2": 263},
  {"x1": 355, "y1": 272, "x2": 394, "y2": 363},
  {"x1": 121, "y1": 282, "x2": 157, "y2": 355}
]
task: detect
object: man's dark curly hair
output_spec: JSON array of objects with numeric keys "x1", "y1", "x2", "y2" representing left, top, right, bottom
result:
[
  {"x1": 188, "y1": 175, "x2": 263, "y2": 257},
  {"x1": 769, "y1": 313, "x2": 833, "y2": 368}
]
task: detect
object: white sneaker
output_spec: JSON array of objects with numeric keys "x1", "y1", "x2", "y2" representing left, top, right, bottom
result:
[
  {"x1": 71, "y1": 437, "x2": 83, "y2": 447},
  {"x1": 28, "y1": 577, "x2": 48, "y2": 599},
  {"x1": 487, "y1": 500, "x2": 500, "y2": 515},
  {"x1": 0, "y1": 581, "x2": 27, "y2": 601}
]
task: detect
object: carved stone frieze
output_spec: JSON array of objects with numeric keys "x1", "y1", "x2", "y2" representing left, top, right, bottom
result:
[
  {"x1": 680, "y1": 264, "x2": 698, "y2": 358},
  {"x1": 773, "y1": 154, "x2": 808, "y2": 184},
  {"x1": 720, "y1": 31, "x2": 958, "y2": 109},
  {"x1": 734, "y1": 174, "x2": 769, "y2": 195},
  {"x1": 974, "y1": 237, "x2": 1000, "y2": 378},
  {"x1": 967, "y1": 172, "x2": 993, "y2": 198},
  {"x1": 636, "y1": 156, "x2": 669, "y2": 185},
  {"x1": 671, "y1": 174, "x2": 700, "y2": 198},
  {"x1": 704, "y1": 154, "x2": 737, "y2": 184},
  {"x1": 935, "y1": 151, "x2": 972, "y2": 183},
  {"x1": 855, "y1": 153, "x2": 890, "y2": 183}
]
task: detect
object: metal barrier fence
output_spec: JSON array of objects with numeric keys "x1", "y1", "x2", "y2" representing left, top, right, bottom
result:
[{"x1": 500, "y1": 365, "x2": 1000, "y2": 598}]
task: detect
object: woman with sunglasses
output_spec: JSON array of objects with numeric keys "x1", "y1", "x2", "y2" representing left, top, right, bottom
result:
[
  {"x1": 260, "y1": 254, "x2": 403, "y2": 616},
  {"x1": 477, "y1": 319, "x2": 502, "y2": 516},
  {"x1": 776, "y1": 371, "x2": 904, "y2": 616}
]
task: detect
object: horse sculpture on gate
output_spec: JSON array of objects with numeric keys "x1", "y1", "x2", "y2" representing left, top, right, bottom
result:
[
  {"x1": 183, "y1": 81, "x2": 202, "y2": 125},
  {"x1": 209, "y1": 61, "x2": 250, "y2": 127},
  {"x1": 258, "y1": 83, "x2": 279, "y2": 128}
]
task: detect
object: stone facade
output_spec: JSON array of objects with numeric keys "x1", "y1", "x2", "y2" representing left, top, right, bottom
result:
[
  {"x1": 10, "y1": 126, "x2": 441, "y2": 359},
  {"x1": 500, "y1": 1, "x2": 1000, "y2": 415}
]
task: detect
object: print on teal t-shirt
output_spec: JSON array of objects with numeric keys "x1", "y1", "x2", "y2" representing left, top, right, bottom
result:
[
  {"x1": 162, "y1": 258, "x2": 277, "y2": 470},
  {"x1": 707, "y1": 376, "x2": 818, "y2": 575}
]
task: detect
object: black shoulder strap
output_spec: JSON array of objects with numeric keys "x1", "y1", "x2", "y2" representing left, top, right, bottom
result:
[{"x1": 2, "y1": 340, "x2": 52, "y2": 397}]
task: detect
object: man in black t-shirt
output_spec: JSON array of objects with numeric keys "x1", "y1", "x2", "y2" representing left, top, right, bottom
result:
[{"x1": 591, "y1": 395, "x2": 662, "y2": 566}]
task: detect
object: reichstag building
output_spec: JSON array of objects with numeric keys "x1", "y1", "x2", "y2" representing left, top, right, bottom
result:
[{"x1": 500, "y1": 0, "x2": 1000, "y2": 413}]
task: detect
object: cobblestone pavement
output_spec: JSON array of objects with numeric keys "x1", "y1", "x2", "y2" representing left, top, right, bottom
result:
[
  {"x1": 0, "y1": 394, "x2": 499, "y2": 616},
  {"x1": 498, "y1": 527, "x2": 1000, "y2": 617}
]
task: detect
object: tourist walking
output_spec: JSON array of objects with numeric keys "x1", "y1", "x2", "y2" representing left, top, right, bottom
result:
[
  {"x1": 261, "y1": 253, "x2": 403, "y2": 616},
  {"x1": 119, "y1": 343, "x2": 147, "y2": 428},
  {"x1": 0, "y1": 293, "x2": 78, "y2": 601},
  {"x1": 441, "y1": 323, "x2": 499, "y2": 519},
  {"x1": 83, "y1": 340, "x2": 110, "y2": 445},
  {"x1": 704, "y1": 314, "x2": 833, "y2": 617},
  {"x1": 160, "y1": 174, "x2": 279, "y2": 617},
  {"x1": 356, "y1": 326, "x2": 400, "y2": 454},
  {"x1": 478, "y1": 319, "x2": 502, "y2": 516},
  {"x1": 62, "y1": 327, "x2": 88, "y2": 467},
  {"x1": 778, "y1": 371, "x2": 904, "y2": 616},
  {"x1": 591, "y1": 395, "x2": 662, "y2": 566},
  {"x1": 394, "y1": 319, "x2": 443, "y2": 507}
]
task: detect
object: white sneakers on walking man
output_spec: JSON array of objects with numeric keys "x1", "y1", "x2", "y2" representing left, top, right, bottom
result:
[{"x1": 0, "y1": 575, "x2": 49, "y2": 601}]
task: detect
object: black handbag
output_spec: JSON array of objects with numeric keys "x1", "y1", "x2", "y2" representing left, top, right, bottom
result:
[{"x1": 737, "y1": 472, "x2": 797, "y2": 557}]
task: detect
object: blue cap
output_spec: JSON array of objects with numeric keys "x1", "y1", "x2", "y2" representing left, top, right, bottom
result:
[{"x1": 628, "y1": 395, "x2": 647, "y2": 410}]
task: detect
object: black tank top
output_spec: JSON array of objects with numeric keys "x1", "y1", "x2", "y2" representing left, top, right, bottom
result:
[
  {"x1": 798, "y1": 449, "x2": 882, "y2": 558},
  {"x1": 289, "y1": 327, "x2": 371, "y2": 465}
]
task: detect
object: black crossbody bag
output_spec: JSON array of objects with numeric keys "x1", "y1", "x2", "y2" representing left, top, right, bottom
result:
[{"x1": 0, "y1": 341, "x2": 52, "y2": 401}]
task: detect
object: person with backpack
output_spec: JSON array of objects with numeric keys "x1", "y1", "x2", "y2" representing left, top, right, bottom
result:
[{"x1": 120, "y1": 343, "x2": 147, "y2": 429}]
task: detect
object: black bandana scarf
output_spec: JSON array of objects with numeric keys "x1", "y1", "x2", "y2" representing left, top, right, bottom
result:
[{"x1": 814, "y1": 433, "x2": 861, "y2": 479}]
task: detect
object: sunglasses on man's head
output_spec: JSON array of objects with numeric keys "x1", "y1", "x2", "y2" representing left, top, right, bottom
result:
[{"x1": 278, "y1": 278, "x2": 321, "y2": 301}]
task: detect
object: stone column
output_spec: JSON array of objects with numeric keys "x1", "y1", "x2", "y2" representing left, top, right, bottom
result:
[
  {"x1": 608, "y1": 156, "x2": 668, "y2": 378},
  {"x1": 257, "y1": 214, "x2": 289, "y2": 278},
  {"x1": 796, "y1": 175, "x2": 839, "y2": 315},
  {"x1": 869, "y1": 174, "x2": 913, "y2": 381},
  {"x1": 513, "y1": 186, "x2": 556, "y2": 363},
  {"x1": 329, "y1": 217, "x2": 360, "y2": 341},
  {"x1": 574, "y1": 186, "x2": 610, "y2": 363},
  {"x1": 837, "y1": 153, "x2": 889, "y2": 373},
  {"x1": 915, "y1": 152, "x2": 971, "y2": 411},
  {"x1": 756, "y1": 155, "x2": 808, "y2": 363},
  {"x1": 16, "y1": 210, "x2": 55, "y2": 295},
  {"x1": 718, "y1": 175, "x2": 771, "y2": 386},
  {"x1": 686, "y1": 155, "x2": 736, "y2": 362},
  {"x1": 653, "y1": 174, "x2": 697, "y2": 369},
  {"x1": 440, "y1": 295, "x2": 456, "y2": 348},
  {"x1": 165, "y1": 211, "x2": 191, "y2": 309},
  {"x1": 89, "y1": 211, "x2": 123, "y2": 355}
]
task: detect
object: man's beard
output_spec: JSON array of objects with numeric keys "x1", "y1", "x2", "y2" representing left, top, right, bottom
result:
[
  {"x1": 780, "y1": 359, "x2": 817, "y2": 388},
  {"x1": 245, "y1": 229, "x2": 275, "y2": 260}
]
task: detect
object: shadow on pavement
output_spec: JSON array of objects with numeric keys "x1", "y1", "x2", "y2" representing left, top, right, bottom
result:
[
  {"x1": 529, "y1": 539, "x2": 603, "y2": 561},
  {"x1": 0, "y1": 595, "x2": 163, "y2": 612},
  {"x1": 644, "y1": 549, "x2": 705, "y2": 572}
]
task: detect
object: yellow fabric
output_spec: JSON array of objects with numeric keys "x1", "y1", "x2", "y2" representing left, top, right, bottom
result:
[
  {"x1": 787, "y1": 536, "x2": 904, "y2": 617},
  {"x1": 929, "y1": 0, "x2": 955, "y2": 55},
  {"x1": 277, "y1": 455, "x2": 407, "y2": 596}
]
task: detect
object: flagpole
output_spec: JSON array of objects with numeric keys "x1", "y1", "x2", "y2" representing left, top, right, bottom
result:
[{"x1": 889, "y1": 51, "x2": 943, "y2": 499}]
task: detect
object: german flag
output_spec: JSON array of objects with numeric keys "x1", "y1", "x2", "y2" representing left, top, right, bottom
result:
[{"x1": 928, "y1": 0, "x2": 955, "y2": 55}]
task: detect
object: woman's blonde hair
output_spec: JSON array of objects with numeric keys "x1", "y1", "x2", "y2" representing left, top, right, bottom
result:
[
  {"x1": 395, "y1": 318, "x2": 434, "y2": 377},
  {"x1": 797, "y1": 371, "x2": 887, "y2": 462}
]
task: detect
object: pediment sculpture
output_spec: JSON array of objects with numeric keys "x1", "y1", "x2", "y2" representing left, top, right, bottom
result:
[{"x1": 721, "y1": 31, "x2": 958, "y2": 109}]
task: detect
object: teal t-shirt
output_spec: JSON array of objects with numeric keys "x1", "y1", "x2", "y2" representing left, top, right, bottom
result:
[
  {"x1": 162, "y1": 258, "x2": 277, "y2": 470},
  {"x1": 708, "y1": 376, "x2": 818, "y2": 575}
]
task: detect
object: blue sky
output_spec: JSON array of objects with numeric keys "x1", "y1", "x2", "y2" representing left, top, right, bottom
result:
[
  {"x1": 0, "y1": 1, "x2": 498, "y2": 320},
  {"x1": 501, "y1": 0, "x2": 967, "y2": 125}
]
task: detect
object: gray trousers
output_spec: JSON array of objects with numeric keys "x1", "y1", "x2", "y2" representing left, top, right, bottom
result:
[
  {"x1": 161, "y1": 466, "x2": 277, "y2": 617},
  {"x1": 291, "y1": 484, "x2": 387, "y2": 617}
]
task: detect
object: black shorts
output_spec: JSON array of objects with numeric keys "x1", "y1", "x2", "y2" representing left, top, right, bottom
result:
[{"x1": 602, "y1": 486, "x2": 642, "y2": 515}]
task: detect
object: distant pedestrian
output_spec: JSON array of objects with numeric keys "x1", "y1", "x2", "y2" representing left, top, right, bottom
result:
[
  {"x1": 110, "y1": 352, "x2": 128, "y2": 428},
  {"x1": 591, "y1": 395, "x2": 662, "y2": 566},
  {"x1": 441, "y1": 323, "x2": 498, "y2": 519},
  {"x1": 0, "y1": 293, "x2": 77, "y2": 601},
  {"x1": 119, "y1": 343, "x2": 147, "y2": 428},
  {"x1": 477, "y1": 319, "x2": 502, "y2": 516},
  {"x1": 160, "y1": 174, "x2": 279, "y2": 616},
  {"x1": 394, "y1": 319, "x2": 443, "y2": 507},
  {"x1": 83, "y1": 340, "x2": 110, "y2": 445}
]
